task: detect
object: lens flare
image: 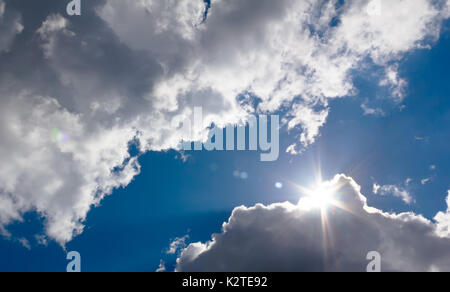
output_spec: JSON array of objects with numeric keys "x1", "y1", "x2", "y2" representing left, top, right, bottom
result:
[
  {"x1": 307, "y1": 185, "x2": 334, "y2": 208},
  {"x1": 51, "y1": 128, "x2": 68, "y2": 143},
  {"x1": 275, "y1": 182, "x2": 283, "y2": 189},
  {"x1": 298, "y1": 183, "x2": 336, "y2": 210}
]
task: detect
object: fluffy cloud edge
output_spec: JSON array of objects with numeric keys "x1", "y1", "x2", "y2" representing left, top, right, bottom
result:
[
  {"x1": 0, "y1": 0, "x2": 449, "y2": 247},
  {"x1": 175, "y1": 175, "x2": 450, "y2": 272}
]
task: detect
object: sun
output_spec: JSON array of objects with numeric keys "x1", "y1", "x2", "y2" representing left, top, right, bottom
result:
[
  {"x1": 298, "y1": 182, "x2": 337, "y2": 210},
  {"x1": 291, "y1": 173, "x2": 359, "y2": 262},
  {"x1": 309, "y1": 185, "x2": 335, "y2": 208}
]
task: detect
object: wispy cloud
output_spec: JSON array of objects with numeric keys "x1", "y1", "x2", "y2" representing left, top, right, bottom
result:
[
  {"x1": 373, "y1": 183, "x2": 414, "y2": 204},
  {"x1": 167, "y1": 235, "x2": 189, "y2": 255},
  {"x1": 0, "y1": 0, "x2": 448, "y2": 245}
]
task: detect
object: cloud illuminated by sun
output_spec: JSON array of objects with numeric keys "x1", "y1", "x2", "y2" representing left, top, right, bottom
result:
[
  {"x1": 300, "y1": 185, "x2": 335, "y2": 209},
  {"x1": 290, "y1": 175, "x2": 350, "y2": 262},
  {"x1": 296, "y1": 179, "x2": 341, "y2": 211}
]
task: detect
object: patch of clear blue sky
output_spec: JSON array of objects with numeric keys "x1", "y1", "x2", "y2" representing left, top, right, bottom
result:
[{"x1": 0, "y1": 19, "x2": 449, "y2": 272}]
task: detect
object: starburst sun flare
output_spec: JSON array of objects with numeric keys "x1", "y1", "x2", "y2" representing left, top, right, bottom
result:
[{"x1": 296, "y1": 177, "x2": 343, "y2": 211}]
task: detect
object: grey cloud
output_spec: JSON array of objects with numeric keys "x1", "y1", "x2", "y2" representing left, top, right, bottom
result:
[
  {"x1": 176, "y1": 175, "x2": 450, "y2": 272},
  {"x1": 0, "y1": 0, "x2": 449, "y2": 245},
  {"x1": 0, "y1": 0, "x2": 23, "y2": 53},
  {"x1": 99, "y1": 0, "x2": 450, "y2": 148}
]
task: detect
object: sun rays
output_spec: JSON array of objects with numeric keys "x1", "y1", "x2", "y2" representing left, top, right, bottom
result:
[{"x1": 289, "y1": 170, "x2": 355, "y2": 270}]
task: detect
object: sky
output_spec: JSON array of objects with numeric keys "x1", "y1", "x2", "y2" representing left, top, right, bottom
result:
[{"x1": 0, "y1": 0, "x2": 450, "y2": 272}]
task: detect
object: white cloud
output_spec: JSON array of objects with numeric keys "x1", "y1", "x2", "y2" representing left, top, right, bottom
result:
[
  {"x1": 446, "y1": 0, "x2": 450, "y2": 17},
  {"x1": 415, "y1": 136, "x2": 427, "y2": 142},
  {"x1": 0, "y1": 0, "x2": 449, "y2": 246},
  {"x1": 156, "y1": 260, "x2": 167, "y2": 272},
  {"x1": 379, "y1": 65, "x2": 408, "y2": 103},
  {"x1": 167, "y1": 235, "x2": 189, "y2": 255},
  {"x1": 421, "y1": 178, "x2": 432, "y2": 185},
  {"x1": 361, "y1": 103, "x2": 385, "y2": 116},
  {"x1": 406, "y1": 178, "x2": 413, "y2": 186},
  {"x1": 421, "y1": 166, "x2": 437, "y2": 185},
  {"x1": 336, "y1": 0, "x2": 444, "y2": 61},
  {"x1": 435, "y1": 191, "x2": 450, "y2": 237},
  {"x1": 0, "y1": 92, "x2": 141, "y2": 245},
  {"x1": 17, "y1": 237, "x2": 31, "y2": 250},
  {"x1": 36, "y1": 14, "x2": 68, "y2": 36},
  {"x1": 373, "y1": 183, "x2": 414, "y2": 204},
  {"x1": 176, "y1": 175, "x2": 450, "y2": 272},
  {"x1": 98, "y1": 0, "x2": 450, "y2": 149},
  {"x1": 289, "y1": 105, "x2": 329, "y2": 146},
  {"x1": 35, "y1": 235, "x2": 48, "y2": 246}
]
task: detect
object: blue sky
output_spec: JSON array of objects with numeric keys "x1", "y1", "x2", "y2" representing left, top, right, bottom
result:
[
  {"x1": 1, "y1": 20, "x2": 449, "y2": 272},
  {"x1": 1, "y1": 0, "x2": 450, "y2": 272}
]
